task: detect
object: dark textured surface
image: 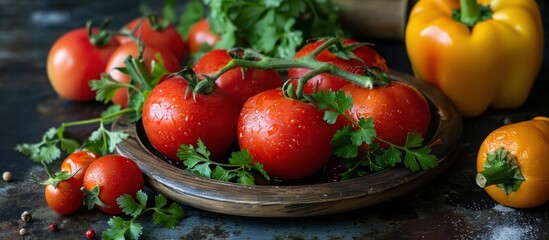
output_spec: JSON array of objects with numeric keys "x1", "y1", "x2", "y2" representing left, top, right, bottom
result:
[{"x1": 1, "y1": 0, "x2": 549, "y2": 239}]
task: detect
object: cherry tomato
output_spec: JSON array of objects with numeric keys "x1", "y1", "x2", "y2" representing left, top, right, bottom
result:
[
  {"x1": 47, "y1": 28, "x2": 120, "y2": 101},
  {"x1": 117, "y1": 17, "x2": 187, "y2": 61},
  {"x1": 142, "y1": 77, "x2": 241, "y2": 160},
  {"x1": 82, "y1": 155, "x2": 144, "y2": 215},
  {"x1": 187, "y1": 18, "x2": 220, "y2": 54},
  {"x1": 339, "y1": 82, "x2": 431, "y2": 148},
  {"x1": 105, "y1": 42, "x2": 181, "y2": 108},
  {"x1": 45, "y1": 177, "x2": 84, "y2": 215},
  {"x1": 60, "y1": 151, "x2": 98, "y2": 184},
  {"x1": 192, "y1": 49, "x2": 283, "y2": 105},
  {"x1": 287, "y1": 39, "x2": 388, "y2": 94},
  {"x1": 238, "y1": 89, "x2": 338, "y2": 180}
]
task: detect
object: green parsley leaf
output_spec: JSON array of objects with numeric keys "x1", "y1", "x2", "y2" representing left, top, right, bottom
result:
[
  {"x1": 177, "y1": 140, "x2": 269, "y2": 185},
  {"x1": 89, "y1": 74, "x2": 126, "y2": 104},
  {"x1": 152, "y1": 194, "x2": 185, "y2": 228},
  {"x1": 330, "y1": 125, "x2": 359, "y2": 159},
  {"x1": 88, "y1": 122, "x2": 129, "y2": 155},
  {"x1": 117, "y1": 192, "x2": 147, "y2": 218},
  {"x1": 350, "y1": 118, "x2": 376, "y2": 146},
  {"x1": 103, "y1": 217, "x2": 132, "y2": 240},
  {"x1": 15, "y1": 127, "x2": 63, "y2": 164},
  {"x1": 104, "y1": 190, "x2": 185, "y2": 240}
]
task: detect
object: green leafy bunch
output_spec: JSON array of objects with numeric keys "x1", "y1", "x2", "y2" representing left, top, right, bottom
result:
[{"x1": 165, "y1": 0, "x2": 342, "y2": 59}]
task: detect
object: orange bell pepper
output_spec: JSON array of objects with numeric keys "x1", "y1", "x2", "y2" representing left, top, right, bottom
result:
[
  {"x1": 476, "y1": 117, "x2": 549, "y2": 208},
  {"x1": 405, "y1": 0, "x2": 544, "y2": 117}
]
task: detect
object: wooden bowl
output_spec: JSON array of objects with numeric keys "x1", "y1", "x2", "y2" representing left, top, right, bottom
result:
[{"x1": 113, "y1": 70, "x2": 462, "y2": 217}]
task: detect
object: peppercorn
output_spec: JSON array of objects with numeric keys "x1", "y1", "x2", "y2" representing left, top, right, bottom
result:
[
  {"x1": 21, "y1": 211, "x2": 32, "y2": 222},
  {"x1": 2, "y1": 171, "x2": 12, "y2": 182}
]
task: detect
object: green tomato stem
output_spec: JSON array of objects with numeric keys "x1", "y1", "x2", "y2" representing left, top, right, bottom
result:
[
  {"x1": 210, "y1": 52, "x2": 380, "y2": 99},
  {"x1": 86, "y1": 19, "x2": 114, "y2": 47},
  {"x1": 60, "y1": 108, "x2": 134, "y2": 128}
]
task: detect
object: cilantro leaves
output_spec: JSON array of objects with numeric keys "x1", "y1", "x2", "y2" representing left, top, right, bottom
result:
[
  {"x1": 103, "y1": 190, "x2": 185, "y2": 240},
  {"x1": 15, "y1": 106, "x2": 133, "y2": 164},
  {"x1": 186, "y1": 0, "x2": 342, "y2": 58},
  {"x1": 311, "y1": 89, "x2": 438, "y2": 179},
  {"x1": 177, "y1": 139, "x2": 270, "y2": 185}
]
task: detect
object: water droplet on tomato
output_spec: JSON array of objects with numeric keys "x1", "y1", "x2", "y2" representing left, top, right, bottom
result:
[{"x1": 268, "y1": 124, "x2": 278, "y2": 136}]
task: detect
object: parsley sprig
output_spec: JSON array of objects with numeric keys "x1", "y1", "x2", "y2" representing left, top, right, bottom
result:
[
  {"x1": 310, "y1": 90, "x2": 438, "y2": 179},
  {"x1": 103, "y1": 190, "x2": 185, "y2": 240},
  {"x1": 15, "y1": 106, "x2": 132, "y2": 163},
  {"x1": 177, "y1": 139, "x2": 270, "y2": 185}
]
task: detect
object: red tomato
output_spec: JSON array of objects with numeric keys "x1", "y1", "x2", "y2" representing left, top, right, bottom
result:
[
  {"x1": 192, "y1": 49, "x2": 283, "y2": 105},
  {"x1": 142, "y1": 77, "x2": 241, "y2": 160},
  {"x1": 339, "y1": 82, "x2": 431, "y2": 147},
  {"x1": 45, "y1": 177, "x2": 84, "y2": 215},
  {"x1": 187, "y1": 18, "x2": 220, "y2": 54},
  {"x1": 105, "y1": 42, "x2": 181, "y2": 108},
  {"x1": 60, "y1": 151, "x2": 98, "y2": 184},
  {"x1": 287, "y1": 39, "x2": 388, "y2": 94},
  {"x1": 47, "y1": 28, "x2": 120, "y2": 101},
  {"x1": 82, "y1": 155, "x2": 144, "y2": 215},
  {"x1": 117, "y1": 17, "x2": 187, "y2": 61},
  {"x1": 238, "y1": 89, "x2": 338, "y2": 180}
]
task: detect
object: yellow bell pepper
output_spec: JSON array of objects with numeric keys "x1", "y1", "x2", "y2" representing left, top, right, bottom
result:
[
  {"x1": 476, "y1": 117, "x2": 549, "y2": 208},
  {"x1": 405, "y1": 0, "x2": 543, "y2": 117}
]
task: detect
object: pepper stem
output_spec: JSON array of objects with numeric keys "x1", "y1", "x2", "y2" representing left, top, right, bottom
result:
[
  {"x1": 459, "y1": 0, "x2": 481, "y2": 27},
  {"x1": 454, "y1": 0, "x2": 493, "y2": 28},
  {"x1": 476, "y1": 162, "x2": 516, "y2": 187},
  {"x1": 476, "y1": 148, "x2": 524, "y2": 195}
]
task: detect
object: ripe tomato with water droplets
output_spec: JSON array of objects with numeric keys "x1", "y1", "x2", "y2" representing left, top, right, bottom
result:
[
  {"x1": 338, "y1": 81, "x2": 431, "y2": 148},
  {"x1": 60, "y1": 151, "x2": 98, "y2": 185},
  {"x1": 142, "y1": 77, "x2": 241, "y2": 160},
  {"x1": 192, "y1": 49, "x2": 283, "y2": 105},
  {"x1": 238, "y1": 89, "x2": 338, "y2": 180},
  {"x1": 288, "y1": 38, "x2": 388, "y2": 94},
  {"x1": 82, "y1": 155, "x2": 144, "y2": 215},
  {"x1": 45, "y1": 177, "x2": 84, "y2": 215}
]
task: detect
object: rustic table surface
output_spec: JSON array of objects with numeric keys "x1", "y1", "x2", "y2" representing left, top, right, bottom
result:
[{"x1": 1, "y1": 1, "x2": 549, "y2": 239}]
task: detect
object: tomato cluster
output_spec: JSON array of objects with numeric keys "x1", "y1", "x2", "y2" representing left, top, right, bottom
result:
[
  {"x1": 43, "y1": 152, "x2": 144, "y2": 215},
  {"x1": 47, "y1": 17, "x2": 185, "y2": 104},
  {"x1": 140, "y1": 36, "x2": 431, "y2": 181},
  {"x1": 47, "y1": 16, "x2": 432, "y2": 182}
]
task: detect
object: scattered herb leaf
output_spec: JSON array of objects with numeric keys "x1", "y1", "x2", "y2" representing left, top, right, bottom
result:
[
  {"x1": 177, "y1": 139, "x2": 269, "y2": 185},
  {"x1": 103, "y1": 190, "x2": 185, "y2": 240}
]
